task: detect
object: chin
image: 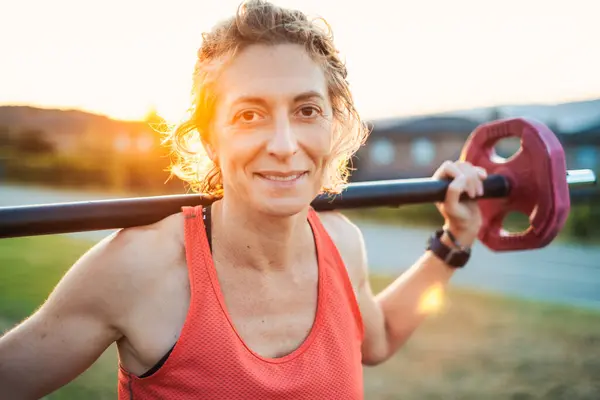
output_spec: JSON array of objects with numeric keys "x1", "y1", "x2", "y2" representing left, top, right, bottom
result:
[{"x1": 251, "y1": 195, "x2": 313, "y2": 217}]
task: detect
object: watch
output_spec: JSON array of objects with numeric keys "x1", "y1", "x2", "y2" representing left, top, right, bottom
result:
[{"x1": 426, "y1": 229, "x2": 471, "y2": 268}]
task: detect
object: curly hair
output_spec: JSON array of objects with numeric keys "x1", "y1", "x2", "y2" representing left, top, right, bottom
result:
[{"x1": 164, "y1": 0, "x2": 370, "y2": 197}]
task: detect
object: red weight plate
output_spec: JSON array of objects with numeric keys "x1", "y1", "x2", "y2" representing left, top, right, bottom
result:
[
  {"x1": 523, "y1": 119, "x2": 570, "y2": 246},
  {"x1": 460, "y1": 118, "x2": 570, "y2": 251}
]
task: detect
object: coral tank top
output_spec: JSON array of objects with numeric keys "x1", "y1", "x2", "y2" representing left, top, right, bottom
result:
[{"x1": 117, "y1": 205, "x2": 364, "y2": 399}]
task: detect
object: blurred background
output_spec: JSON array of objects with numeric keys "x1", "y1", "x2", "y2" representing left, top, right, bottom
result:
[{"x1": 1, "y1": 0, "x2": 599, "y2": 399}]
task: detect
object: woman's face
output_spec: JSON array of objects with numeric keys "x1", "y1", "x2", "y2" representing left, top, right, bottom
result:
[{"x1": 207, "y1": 43, "x2": 335, "y2": 216}]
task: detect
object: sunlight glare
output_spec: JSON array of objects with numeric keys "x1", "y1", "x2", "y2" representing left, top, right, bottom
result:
[
  {"x1": 417, "y1": 283, "x2": 445, "y2": 315},
  {"x1": 1, "y1": 0, "x2": 600, "y2": 121}
]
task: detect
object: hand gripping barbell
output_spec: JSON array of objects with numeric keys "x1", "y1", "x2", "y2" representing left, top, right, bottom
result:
[{"x1": 0, "y1": 118, "x2": 596, "y2": 251}]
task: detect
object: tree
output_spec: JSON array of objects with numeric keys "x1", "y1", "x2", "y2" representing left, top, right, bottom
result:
[
  {"x1": 16, "y1": 129, "x2": 55, "y2": 154},
  {"x1": 0, "y1": 126, "x2": 11, "y2": 147}
]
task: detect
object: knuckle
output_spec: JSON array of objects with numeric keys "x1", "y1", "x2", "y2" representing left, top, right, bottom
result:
[
  {"x1": 460, "y1": 162, "x2": 476, "y2": 173},
  {"x1": 448, "y1": 181, "x2": 464, "y2": 191}
]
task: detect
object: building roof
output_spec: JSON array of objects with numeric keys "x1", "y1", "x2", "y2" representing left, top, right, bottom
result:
[
  {"x1": 368, "y1": 98, "x2": 600, "y2": 137},
  {"x1": 371, "y1": 116, "x2": 480, "y2": 137}
]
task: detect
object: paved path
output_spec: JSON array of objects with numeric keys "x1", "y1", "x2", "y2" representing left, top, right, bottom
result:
[
  {"x1": 356, "y1": 222, "x2": 600, "y2": 310},
  {"x1": 2, "y1": 184, "x2": 599, "y2": 309}
]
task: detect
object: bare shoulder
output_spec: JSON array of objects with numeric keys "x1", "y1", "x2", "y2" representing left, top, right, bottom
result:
[
  {"x1": 0, "y1": 212, "x2": 188, "y2": 399},
  {"x1": 82, "y1": 211, "x2": 184, "y2": 278},
  {"x1": 97, "y1": 211, "x2": 186, "y2": 278},
  {"x1": 316, "y1": 211, "x2": 363, "y2": 245},
  {"x1": 316, "y1": 211, "x2": 368, "y2": 287},
  {"x1": 45, "y1": 211, "x2": 187, "y2": 330}
]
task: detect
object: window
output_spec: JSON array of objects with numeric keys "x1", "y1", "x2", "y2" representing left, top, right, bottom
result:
[
  {"x1": 369, "y1": 138, "x2": 395, "y2": 166},
  {"x1": 411, "y1": 137, "x2": 435, "y2": 166}
]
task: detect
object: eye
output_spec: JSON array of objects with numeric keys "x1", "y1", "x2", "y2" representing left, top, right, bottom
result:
[
  {"x1": 297, "y1": 105, "x2": 322, "y2": 119},
  {"x1": 233, "y1": 110, "x2": 265, "y2": 125}
]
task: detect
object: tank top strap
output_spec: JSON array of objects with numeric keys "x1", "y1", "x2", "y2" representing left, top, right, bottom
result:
[
  {"x1": 181, "y1": 205, "x2": 213, "y2": 291},
  {"x1": 306, "y1": 207, "x2": 348, "y2": 269},
  {"x1": 306, "y1": 207, "x2": 365, "y2": 342}
]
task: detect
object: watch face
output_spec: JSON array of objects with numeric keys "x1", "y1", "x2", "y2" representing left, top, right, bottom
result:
[{"x1": 452, "y1": 251, "x2": 470, "y2": 267}]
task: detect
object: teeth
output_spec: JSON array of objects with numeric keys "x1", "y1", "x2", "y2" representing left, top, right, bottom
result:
[{"x1": 262, "y1": 173, "x2": 303, "y2": 181}]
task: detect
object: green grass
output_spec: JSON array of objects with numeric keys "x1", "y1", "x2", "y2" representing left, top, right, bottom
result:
[
  {"x1": 0, "y1": 235, "x2": 94, "y2": 321},
  {"x1": 0, "y1": 235, "x2": 118, "y2": 399},
  {"x1": 366, "y1": 276, "x2": 600, "y2": 399},
  {"x1": 1, "y1": 236, "x2": 600, "y2": 399}
]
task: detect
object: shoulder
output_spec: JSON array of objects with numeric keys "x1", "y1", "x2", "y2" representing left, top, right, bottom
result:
[
  {"x1": 316, "y1": 211, "x2": 368, "y2": 287},
  {"x1": 91, "y1": 211, "x2": 186, "y2": 293},
  {"x1": 53, "y1": 211, "x2": 187, "y2": 328},
  {"x1": 316, "y1": 211, "x2": 363, "y2": 247},
  {"x1": 81, "y1": 211, "x2": 185, "y2": 278},
  {"x1": 98, "y1": 211, "x2": 185, "y2": 269}
]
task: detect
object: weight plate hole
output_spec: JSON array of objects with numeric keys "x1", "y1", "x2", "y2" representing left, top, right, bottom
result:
[
  {"x1": 502, "y1": 211, "x2": 531, "y2": 235},
  {"x1": 491, "y1": 137, "x2": 522, "y2": 164}
]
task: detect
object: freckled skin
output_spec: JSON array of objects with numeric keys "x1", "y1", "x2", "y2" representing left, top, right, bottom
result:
[{"x1": 207, "y1": 43, "x2": 335, "y2": 217}]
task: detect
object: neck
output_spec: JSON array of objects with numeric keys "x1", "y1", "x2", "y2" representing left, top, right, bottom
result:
[{"x1": 211, "y1": 197, "x2": 314, "y2": 272}]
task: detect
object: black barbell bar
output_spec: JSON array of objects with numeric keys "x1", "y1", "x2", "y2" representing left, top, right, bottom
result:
[{"x1": 0, "y1": 169, "x2": 596, "y2": 239}]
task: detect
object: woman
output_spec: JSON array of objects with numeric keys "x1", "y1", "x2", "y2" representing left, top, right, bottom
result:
[{"x1": 0, "y1": 1, "x2": 486, "y2": 399}]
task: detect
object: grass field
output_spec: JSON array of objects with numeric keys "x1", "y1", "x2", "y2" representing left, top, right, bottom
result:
[{"x1": 1, "y1": 236, "x2": 600, "y2": 399}]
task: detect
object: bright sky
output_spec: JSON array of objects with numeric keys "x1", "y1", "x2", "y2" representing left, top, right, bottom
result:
[{"x1": 1, "y1": 0, "x2": 599, "y2": 122}]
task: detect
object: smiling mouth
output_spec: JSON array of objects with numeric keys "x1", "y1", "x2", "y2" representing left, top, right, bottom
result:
[{"x1": 255, "y1": 172, "x2": 308, "y2": 182}]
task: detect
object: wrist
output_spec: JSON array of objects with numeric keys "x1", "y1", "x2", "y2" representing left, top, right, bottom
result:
[
  {"x1": 442, "y1": 224, "x2": 478, "y2": 249},
  {"x1": 426, "y1": 229, "x2": 472, "y2": 268}
]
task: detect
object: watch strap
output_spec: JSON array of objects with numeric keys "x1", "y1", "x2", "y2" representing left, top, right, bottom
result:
[{"x1": 427, "y1": 229, "x2": 471, "y2": 268}]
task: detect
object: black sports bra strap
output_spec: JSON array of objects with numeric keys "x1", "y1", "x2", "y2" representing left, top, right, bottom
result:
[{"x1": 202, "y1": 205, "x2": 212, "y2": 253}]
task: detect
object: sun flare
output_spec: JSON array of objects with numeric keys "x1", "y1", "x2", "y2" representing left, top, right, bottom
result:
[{"x1": 417, "y1": 283, "x2": 445, "y2": 315}]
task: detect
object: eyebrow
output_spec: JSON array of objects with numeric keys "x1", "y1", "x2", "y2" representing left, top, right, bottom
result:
[{"x1": 231, "y1": 91, "x2": 326, "y2": 107}]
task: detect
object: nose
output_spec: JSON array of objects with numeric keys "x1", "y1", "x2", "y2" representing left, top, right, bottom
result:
[{"x1": 266, "y1": 112, "x2": 299, "y2": 159}]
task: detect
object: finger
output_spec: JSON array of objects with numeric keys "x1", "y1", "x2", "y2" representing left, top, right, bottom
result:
[
  {"x1": 476, "y1": 177, "x2": 483, "y2": 197},
  {"x1": 475, "y1": 166, "x2": 486, "y2": 196},
  {"x1": 465, "y1": 163, "x2": 487, "y2": 198},
  {"x1": 470, "y1": 169, "x2": 481, "y2": 198},
  {"x1": 470, "y1": 175, "x2": 479, "y2": 198},
  {"x1": 476, "y1": 166, "x2": 488, "y2": 179},
  {"x1": 446, "y1": 173, "x2": 468, "y2": 205},
  {"x1": 478, "y1": 166, "x2": 489, "y2": 196},
  {"x1": 433, "y1": 160, "x2": 462, "y2": 180},
  {"x1": 477, "y1": 173, "x2": 484, "y2": 196},
  {"x1": 457, "y1": 162, "x2": 478, "y2": 198},
  {"x1": 468, "y1": 176, "x2": 477, "y2": 199}
]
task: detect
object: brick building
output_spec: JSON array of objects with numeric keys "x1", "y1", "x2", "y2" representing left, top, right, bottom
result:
[{"x1": 350, "y1": 101, "x2": 600, "y2": 183}]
